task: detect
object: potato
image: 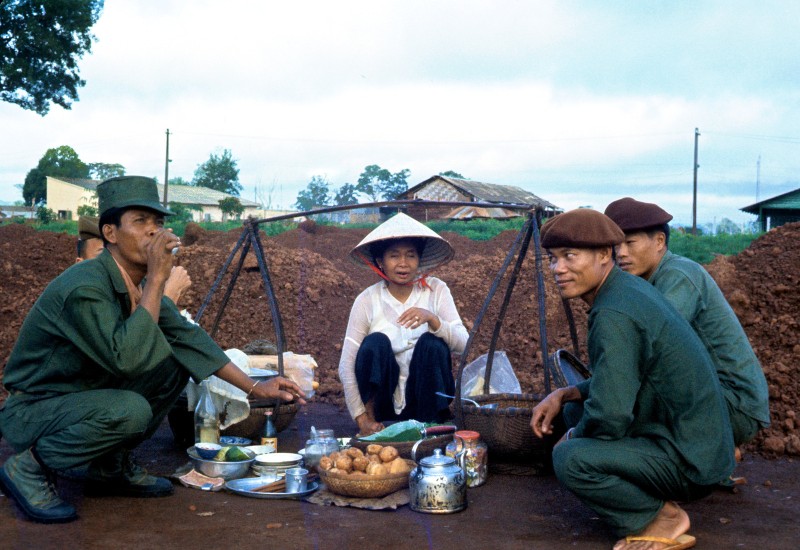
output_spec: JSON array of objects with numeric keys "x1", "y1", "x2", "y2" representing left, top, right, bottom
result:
[
  {"x1": 328, "y1": 451, "x2": 342, "y2": 462},
  {"x1": 346, "y1": 447, "x2": 364, "y2": 459},
  {"x1": 378, "y1": 446, "x2": 399, "y2": 463},
  {"x1": 388, "y1": 457, "x2": 411, "y2": 474},
  {"x1": 366, "y1": 444, "x2": 383, "y2": 455},
  {"x1": 328, "y1": 467, "x2": 344, "y2": 476},
  {"x1": 366, "y1": 462, "x2": 387, "y2": 476},
  {"x1": 367, "y1": 454, "x2": 381, "y2": 464},
  {"x1": 335, "y1": 455, "x2": 353, "y2": 473},
  {"x1": 352, "y1": 455, "x2": 369, "y2": 472},
  {"x1": 318, "y1": 456, "x2": 333, "y2": 471}
]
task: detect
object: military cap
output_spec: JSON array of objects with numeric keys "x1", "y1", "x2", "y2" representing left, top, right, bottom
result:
[
  {"x1": 540, "y1": 209, "x2": 624, "y2": 249},
  {"x1": 604, "y1": 197, "x2": 673, "y2": 233},
  {"x1": 97, "y1": 176, "x2": 173, "y2": 218},
  {"x1": 78, "y1": 216, "x2": 102, "y2": 240}
]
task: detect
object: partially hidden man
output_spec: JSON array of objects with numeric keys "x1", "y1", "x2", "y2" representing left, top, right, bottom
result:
[
  {"x1": 0, "y1": 176, "x2": 305, "y2": 523},
  {"x1": 604, "y1": 197, "x2": 769, "y2": 452},
  {"x1": 531, "y1": 209, "x2": 734, "y2": 550}
]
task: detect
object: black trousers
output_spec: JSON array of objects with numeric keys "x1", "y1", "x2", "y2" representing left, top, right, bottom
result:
[{"x1": 355, "y1": 332, "x2": 455, "y2": 423}]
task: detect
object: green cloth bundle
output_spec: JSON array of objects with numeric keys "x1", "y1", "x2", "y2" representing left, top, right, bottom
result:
[{"x1": 358, "y1": 420, "x2": 440, "y2": 442}]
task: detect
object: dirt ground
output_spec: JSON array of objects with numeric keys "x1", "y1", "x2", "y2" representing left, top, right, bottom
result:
[{"x1": 1, "y1": 220, "x2": 799, "y2": 548}]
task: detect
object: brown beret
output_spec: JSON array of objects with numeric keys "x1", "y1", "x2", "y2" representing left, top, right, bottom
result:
[
  {"x1": 78, "y1": 216, "x2": 102, "y2": 240},
  {"x1": 604, "y1": 197, "x2": 673, "y2": 232},
  {"x1": 540, "y1": 209, "x2": 624, "y2": 249}
]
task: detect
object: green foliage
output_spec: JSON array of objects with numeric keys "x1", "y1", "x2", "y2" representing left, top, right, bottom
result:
[
  {"x1": 438, "y1": 171, "x2": 466, "y2": 179},
  {"x1": 294, "y1": 176, "x2": 332, "y2": 210},
  {"x1": 355, "y1": 165, "x2": 410, "y2": 201},
  {"x1": 168, "y1": 202, "x2": 202, "y2": 223},
  {"x1": 77, "y1": 204, "x2": 98, "y2": 217},
  {"x1": 193, "y1": 149, "x2": 242, "y2": 196},
  {"x1": 88, "y1": 162, "x2": 125, "y2": 180},
  {"x1": 24, "y1": 145, "x2": 90, "y2": 205},
  {"x1": 218, "y1": 196, "x2": 245, "y2": 220},
  {"x1": 668, "y1": 230, "x2": 759, "y2": 264},
  {"x1": 35, "y1": 205, "x2": 55, "y2": 223},
  {"x1": 427, "y1": 217, "x2": 527, "y2": 240},
  {"x1": 333, "y1": 182, "x2": 359, "y2": 206},
  {"x1": 0, "y1": 0, "x2": 104, "y2": 115}
]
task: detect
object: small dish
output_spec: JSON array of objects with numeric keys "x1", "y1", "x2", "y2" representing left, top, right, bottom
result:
[
  {"x1": 254, "y1": 452, "x2": 303, "y2": 466},
  {"x1": 225, "y1": 478, "x2": 319, "y2": 499},
  {"x1": 178, "y1": 469, "x2": 225, "y2": 492},
  {"x1": 245, "y1": 444, "x2": 276, "y2": 456},
  {"x1": 195, "y1": 442, "x2": 222, "y2": 460}
]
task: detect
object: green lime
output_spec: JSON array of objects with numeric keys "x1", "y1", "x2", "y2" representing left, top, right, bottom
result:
[{"x1": 225, "y1": 446, "x2": 250, "y2": 462}]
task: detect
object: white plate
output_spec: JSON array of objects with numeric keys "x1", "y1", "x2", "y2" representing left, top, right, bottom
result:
[
  {"x1": 225, "y1": 478, "x2": 319, "y2": 499},
  {"x1": 254, "y1": 452, "x2": 303, "y2": 466}
]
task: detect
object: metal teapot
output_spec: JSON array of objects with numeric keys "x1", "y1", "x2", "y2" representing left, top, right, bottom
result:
[{"x1": 409, "y1": 441, "x2": 467, "y2": 514}]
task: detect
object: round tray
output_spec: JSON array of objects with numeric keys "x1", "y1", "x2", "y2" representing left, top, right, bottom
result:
[{"x1": 317, "y1": 459, "x2": 415, "y2": 498}]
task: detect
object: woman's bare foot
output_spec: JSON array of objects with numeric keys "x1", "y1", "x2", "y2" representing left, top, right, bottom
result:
[{"x1": 612, "y1": 501, "x2": 691, "y2": 550}]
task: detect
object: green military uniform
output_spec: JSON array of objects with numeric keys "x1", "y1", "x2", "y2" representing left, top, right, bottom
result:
[
  {"x1": 0, "y1": 249, "x2": 228, "y2": 471},
  {"x1": 649, "y1": 250, "x2": 770, "y2": 445},
  {"x1": 553, "y1": 267, "x2": 735, "y2": 536}
]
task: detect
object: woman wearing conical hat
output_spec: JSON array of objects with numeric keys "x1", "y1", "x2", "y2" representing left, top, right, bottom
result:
[{"x1": 338, "y1": 213, "x2": 469, "y2": 436}]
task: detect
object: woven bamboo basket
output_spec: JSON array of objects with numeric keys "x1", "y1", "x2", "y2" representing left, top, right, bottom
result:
[
  {"x1": 459, "y1": 393, "x2": 562, "y2": 472},
  {"x1": 222, "y1": 400, "x2": 299, "y2": 440},
  {"x1": 318, "y1": 459, "x2": 415, "y2": 498},
  {"x1": 349, "y1": 434, "x2": 452, "y2": 461}
]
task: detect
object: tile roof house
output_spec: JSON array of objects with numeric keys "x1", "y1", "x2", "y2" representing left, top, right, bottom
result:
[
  {"x1": 397, "y1": 175, "x2": 561, "y2": 220},
  {"x1": 46, "y1": 177, "x2": 260, "y2": 222}
]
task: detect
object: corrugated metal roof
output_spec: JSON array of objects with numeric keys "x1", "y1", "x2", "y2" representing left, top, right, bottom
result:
[
  {"x1": 58, "y1": 178, "x2": 259, "y2": 207},
  {"x1": 741, "y1": 187, "x2": 800, "y2": 213},
  {"x1": 401, "y1": 176, "x2": 561, "y2": 211}
]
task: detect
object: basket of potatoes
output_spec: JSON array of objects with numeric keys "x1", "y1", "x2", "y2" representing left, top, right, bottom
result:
[{"x1": 316, "y1": 444, "x2": 415, "y2": 498}]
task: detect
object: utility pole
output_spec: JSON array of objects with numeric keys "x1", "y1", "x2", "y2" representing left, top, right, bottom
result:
[
  {"x1": 756, "y1": 155, "x2": 761, "y2": 202},
  {"x1": 692, "y1": 127, "x2": 700, "y2": 235},
  {"x1": 163, "y1": 129, "x2": 171, "y2": 207}
]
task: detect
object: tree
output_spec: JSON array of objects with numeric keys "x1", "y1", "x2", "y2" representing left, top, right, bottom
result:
[
  {"x1": 36, "y1": 205, "x2": 55, "y2": 223},
  {"x1": 88, "y1": 162, "x2": 125, "y2": 180},
  {"x1": 168, "y1": 176, "x2": 190, "y2": 186},
  {"x1": 294, "y1": 176, "x2": 331, "y2": 211},
  {"x1": 333, "y1": 183, "x2": 359, "y2": 206},
  {"x1": 0, "y1": 0, "x2": 104, "y2": 115},
  {"x1": 218, "y1": 197, "x2": 244, "y2": 221},
  {"x1": 439, "y1": 170, "x2": 466, "y2": 179},
  {"x1": 355, "y1": 165, "x2": 410, "y2": 202},
  {"x1": 23, "y1": 145, "x2": 89, "y2": 205},
  {"x1": 168, "y1": 202, "x2": 202, "y2": 223},
  {"x1": 717, "y1": 218, "x2": 742, "y2": 235},
  {"x1": 77, "y1": 204, "x2": 97, "y2": 217},
  {"x1": 192, "y1": 149, "x2": 242, "y2": 196}
]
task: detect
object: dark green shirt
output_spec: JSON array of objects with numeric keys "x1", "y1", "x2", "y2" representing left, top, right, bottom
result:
[
  {"x1": 3, "y1": 250, "x2": 228, "y2": 397},
  {"x1": 574, "y1": 267, "x2": 734, "y2": 486},
  {"x1": 649, "y1": 250, "x2": 770, "y2": 427}
]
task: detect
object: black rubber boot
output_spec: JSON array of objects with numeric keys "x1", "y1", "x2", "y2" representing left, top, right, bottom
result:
[{"x1": 86, "y1": 450, "x2": 173, "y2": 497}]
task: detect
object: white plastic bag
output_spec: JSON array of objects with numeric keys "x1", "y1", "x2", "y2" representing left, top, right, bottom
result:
[{"x1": 461, "y1": 351, "x2": 521, "y2": 397}]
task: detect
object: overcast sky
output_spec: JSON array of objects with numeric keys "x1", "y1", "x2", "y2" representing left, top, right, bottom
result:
[{"x1": 1, "y1": 0, "x2": 798, "y2": 226}]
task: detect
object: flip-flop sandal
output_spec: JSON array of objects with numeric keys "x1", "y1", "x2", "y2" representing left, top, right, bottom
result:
[{"x1": 624, "y1": 534, "x2": 696, "y2": 549}]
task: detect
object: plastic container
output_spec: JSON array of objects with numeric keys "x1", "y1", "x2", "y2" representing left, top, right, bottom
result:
[{"x1": 446, "y1": 430, "x2": 488, "y2": 487}]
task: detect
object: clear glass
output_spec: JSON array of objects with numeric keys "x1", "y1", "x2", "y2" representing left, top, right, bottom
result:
[
  {"x1": 304, "y1": 428, "x2": 339, "y2": 468},
  {"x1": 194, "y1": 380, "x2": 220, "y2": 444}
]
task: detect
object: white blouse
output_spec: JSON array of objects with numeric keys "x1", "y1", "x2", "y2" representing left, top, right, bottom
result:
[{"x1": 338, "y1": 277, "x2": 468, "y2": 420}]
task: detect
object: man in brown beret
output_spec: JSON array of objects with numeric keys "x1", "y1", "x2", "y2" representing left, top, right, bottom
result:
[
  {"x1": 531, "y1": 208, "x2": 734, "y2": 550},
  {"x1": 604, "y1": 197, "x2": 769, "y2": 453},
  {"x1": 76, "y1": 215, "x2": 105, "y2": 262}
]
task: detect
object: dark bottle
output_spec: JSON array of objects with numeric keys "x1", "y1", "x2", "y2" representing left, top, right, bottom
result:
[{"x1": 261, "y1": 409, "x2": 278, "y2": 450}]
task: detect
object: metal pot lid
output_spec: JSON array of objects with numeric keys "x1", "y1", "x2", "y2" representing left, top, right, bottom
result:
[{"x1": 419, "y1": 448, "x2": 455, "y2": 468}]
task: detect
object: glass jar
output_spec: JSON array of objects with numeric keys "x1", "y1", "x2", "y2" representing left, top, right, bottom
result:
[
  {"x1": 304, "y1": 429, "x2": 340, "y2": 468},
  {"x1": 445, "y1": 430, "x2": 488, "y2": 487},
  {"x1": 193, "y1": 380, "x2": 220, "y2": 444}
]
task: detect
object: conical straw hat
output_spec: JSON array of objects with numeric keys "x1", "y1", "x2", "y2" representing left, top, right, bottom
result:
[{"x1": 350, "y1": 213, "x2": 454, "y2": 274}]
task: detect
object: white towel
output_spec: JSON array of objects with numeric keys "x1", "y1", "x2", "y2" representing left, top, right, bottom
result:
[{"x1": 185, "y1": 348, "x2": 252, "y2": 430}]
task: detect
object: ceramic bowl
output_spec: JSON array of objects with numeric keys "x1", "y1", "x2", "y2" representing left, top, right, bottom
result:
[{"x1": 194, "y1": 442, "x2": 223, "y2": 460}]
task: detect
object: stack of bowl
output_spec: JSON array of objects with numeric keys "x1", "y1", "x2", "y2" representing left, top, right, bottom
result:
[{"x1": 251, "y1": 452, "x2": 303, "y2": 478}]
